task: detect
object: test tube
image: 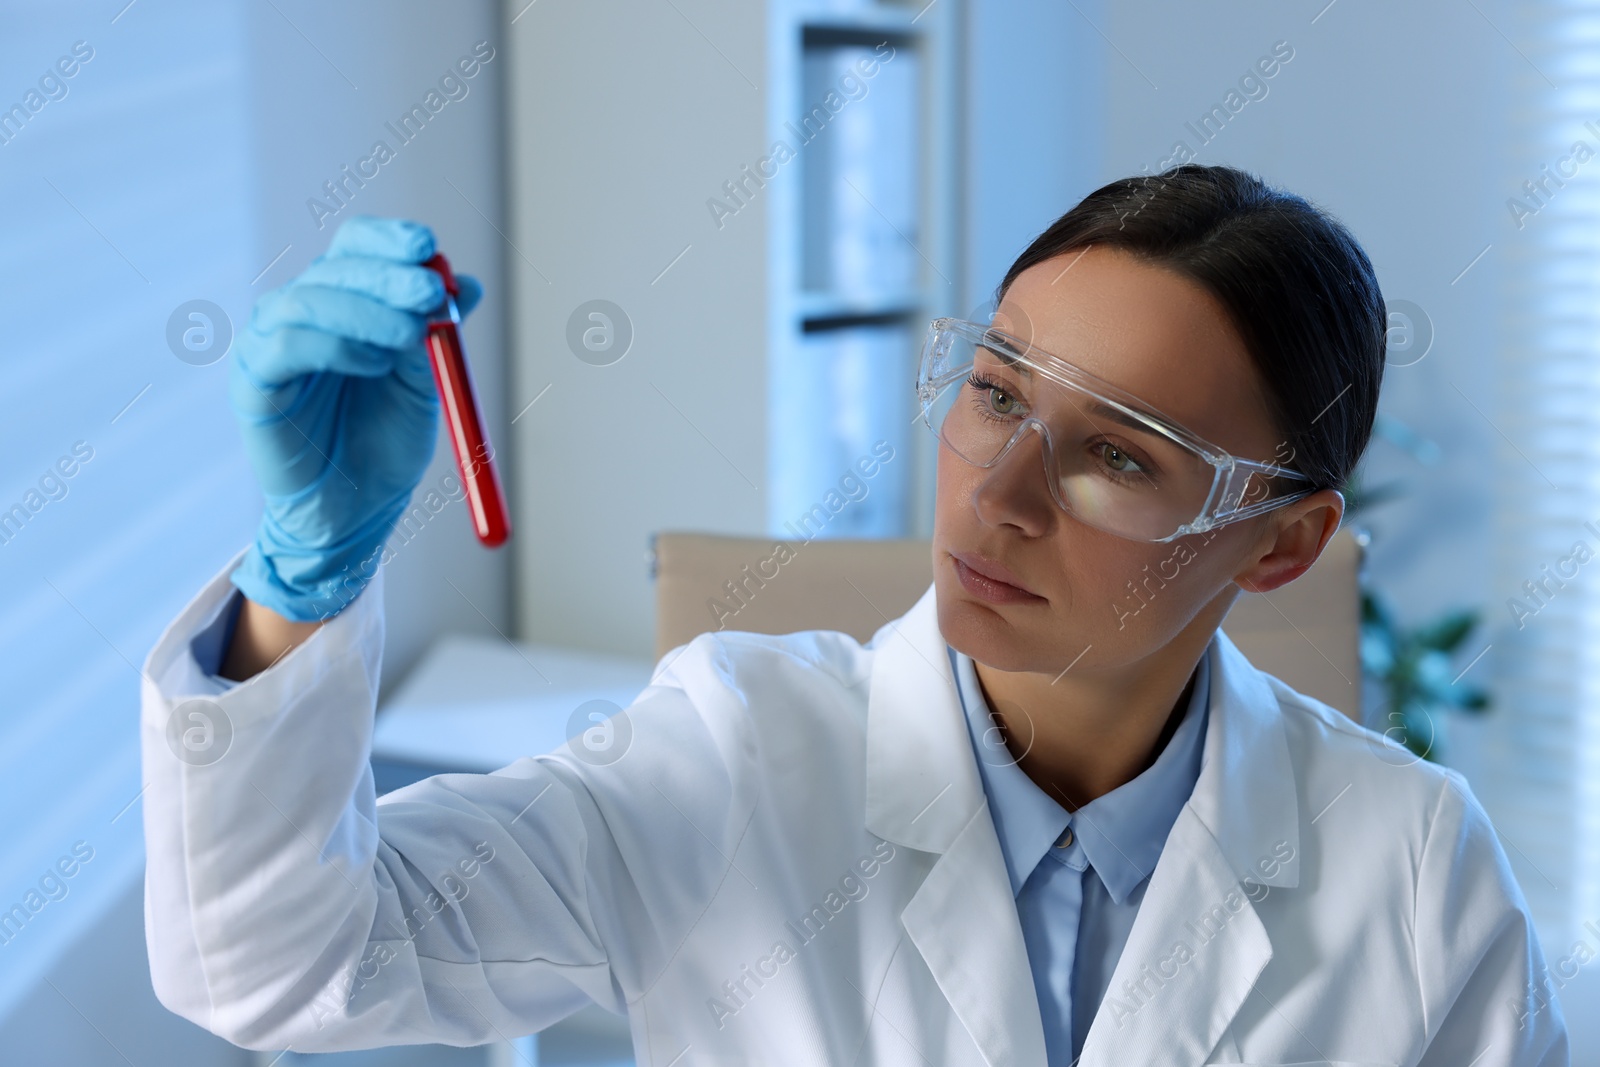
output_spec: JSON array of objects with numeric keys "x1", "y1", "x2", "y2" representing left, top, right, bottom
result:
[{"x1": 422, "y1": 252, "x2": 511, "y2": 548}]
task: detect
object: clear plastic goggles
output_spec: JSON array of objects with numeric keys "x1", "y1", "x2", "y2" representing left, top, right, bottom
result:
[{"x1": 917, "y1": 316, "x2": 1316, "y2": 543}]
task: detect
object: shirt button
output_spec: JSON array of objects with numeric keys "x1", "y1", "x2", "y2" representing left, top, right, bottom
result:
[{"x1": 1055, "y1": 826, "x2": 1074, "y2": 848}]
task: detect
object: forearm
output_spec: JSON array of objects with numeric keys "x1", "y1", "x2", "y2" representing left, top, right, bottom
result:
[
  {"x1": 141, "y1": 557, "x2": 380, "y2": 1043},
  {"x1": 142, "y1": 556, "x2": 419, "y2": 1049},
  {"x1": 141, "y1": 558, "x2": 623, "y2": 1050},
  {"x1": 218, "y1": 594, "x2": 327, "y2": 681}
]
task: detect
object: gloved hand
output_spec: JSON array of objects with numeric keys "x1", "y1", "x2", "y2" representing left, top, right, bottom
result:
[{"x1": 228, "y1": 215, "x2": 483, "y2": 622}]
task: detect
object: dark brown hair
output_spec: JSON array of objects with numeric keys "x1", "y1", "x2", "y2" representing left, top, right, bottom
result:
[{"x1": 996, "y1": 163, "x2": 1386, "y2": 494}]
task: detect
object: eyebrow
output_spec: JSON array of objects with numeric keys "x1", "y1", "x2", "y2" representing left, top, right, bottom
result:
[
  {"x1": 980, "y1": 340, "x2": 1030, "y2": 376},
  {"x1": 1081, "y1": 398, "x2": 1170, "y2": 439}
]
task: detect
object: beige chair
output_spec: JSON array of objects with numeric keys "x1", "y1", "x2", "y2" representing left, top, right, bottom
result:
[{"x1": 651, "y1": 526, "x2": 1366, "y2": 722}]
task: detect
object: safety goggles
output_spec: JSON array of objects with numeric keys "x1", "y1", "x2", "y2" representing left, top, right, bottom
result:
[{"x1": 916, "y1": 317, "x2": 1317, "y2": 543}]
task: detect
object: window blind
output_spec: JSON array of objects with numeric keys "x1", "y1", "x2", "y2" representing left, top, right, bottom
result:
[
  {"x1": 0, "y1": 0, "x2": 258, "y2": 1013},
  {"x1": 1487, "y1": 0, "x2": 1600, "y2": 956}
]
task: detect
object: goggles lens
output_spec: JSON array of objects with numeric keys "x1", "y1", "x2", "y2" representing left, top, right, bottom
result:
[{"x1": 920, "y1": 319, "x2": 1303, "y2": 541}]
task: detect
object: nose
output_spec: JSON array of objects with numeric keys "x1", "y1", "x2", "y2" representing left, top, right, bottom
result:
[{"x1": 970, "y1": 420, "x2": 1058, "y2": 536}]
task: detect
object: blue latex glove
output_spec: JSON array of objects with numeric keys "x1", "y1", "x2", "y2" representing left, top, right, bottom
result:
[{"x1": 228, "y1": 216, "x2": 483, "y2": 622}]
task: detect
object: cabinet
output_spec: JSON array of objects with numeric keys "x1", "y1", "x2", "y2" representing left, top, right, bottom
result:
[{"x1": 764, "y1": 0, "x2": 960, "y2": 540}]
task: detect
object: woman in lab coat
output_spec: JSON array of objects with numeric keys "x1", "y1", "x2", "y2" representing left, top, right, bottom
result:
[{"x1": 141, "y1": 165, "x2": 1570, "y2": 1066}]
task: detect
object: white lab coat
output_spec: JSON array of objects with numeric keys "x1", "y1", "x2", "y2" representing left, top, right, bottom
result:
[{"x1": 141, "y1": 548, "x2": 1570, "y2": 1066}]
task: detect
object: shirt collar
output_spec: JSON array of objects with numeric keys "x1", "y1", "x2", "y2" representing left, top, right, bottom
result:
[{"x1": 951, "y1": 643, "x2": 1211, "y2": 904}]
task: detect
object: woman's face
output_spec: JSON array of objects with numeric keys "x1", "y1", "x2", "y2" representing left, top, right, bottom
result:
[{"x1": 933, "y1": 243, "x2": 1304, "y2": 674}]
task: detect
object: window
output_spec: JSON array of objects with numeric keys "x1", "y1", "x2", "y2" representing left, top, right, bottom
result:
[
  {"x1": 1483, "y1": 0, "x2": 1600, "y2": 956},
  {"x1": 0, "y1": 0, "x2": 257, "y2": 1012}
]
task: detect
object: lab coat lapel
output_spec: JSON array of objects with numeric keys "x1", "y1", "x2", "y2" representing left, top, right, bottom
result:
[
  {"x1": 864, "y1": 583, "x2": 1049, "y2": 1067},
  {"x1": 1077, "y1": 627, "x2": 1302, "y2": 1067}
]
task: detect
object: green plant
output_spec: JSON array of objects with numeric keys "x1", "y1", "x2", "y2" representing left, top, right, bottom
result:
[
  {"x1": 1358, "y1": 587, "x2": 1491, "y2": 761},
  {"x1": 1345, "y1": 415, "x2": 1493, "y2": 762}
]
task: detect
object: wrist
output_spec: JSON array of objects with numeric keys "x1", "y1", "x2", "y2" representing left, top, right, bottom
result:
[
  {"x1": 233, "y1": 502, "x2": 404, "y2": 622},
  {"x1": 219, "y1": 592, "x2": 327, "y2": 682},
  {"x1": 230, "y1": 536, "x2": 380, "y2": 624}
]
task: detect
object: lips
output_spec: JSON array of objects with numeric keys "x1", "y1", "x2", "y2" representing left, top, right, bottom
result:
[{"x1": 949, "y1": 550, "x2": 1044, "y2": 602}]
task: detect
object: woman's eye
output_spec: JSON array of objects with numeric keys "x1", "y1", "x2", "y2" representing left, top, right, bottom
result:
[
  {"x1": 1098, "y1": 442, "x2": 1144, "y2": 474},
  {"x1": 964, "y1": 373, "x2": 1028, "y2": 418}
]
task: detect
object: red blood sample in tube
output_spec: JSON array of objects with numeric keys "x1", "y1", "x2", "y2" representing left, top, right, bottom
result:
[{"x1": 422, "y1": 252, "x2": 511, "y2": 548}]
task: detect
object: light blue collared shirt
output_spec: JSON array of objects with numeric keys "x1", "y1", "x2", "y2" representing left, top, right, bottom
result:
[
  {"x1": 949, "y1": 645, "x2": 1210, "y2": 1065},
  {"x1": 191, "y1": 587, "x2": 243, "y2": 680}
]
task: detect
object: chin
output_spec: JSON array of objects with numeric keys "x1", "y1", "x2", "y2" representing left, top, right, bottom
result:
[{"x1": 933, "y1": 577, "x2": 1048, "y2": 674}]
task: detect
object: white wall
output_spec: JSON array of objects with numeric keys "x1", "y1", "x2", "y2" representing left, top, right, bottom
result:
[
  {"x1": 961, "y1": 0, "x2": 1105, "y2": 314},
  {"x1": 504, "y1": 0, "x2": 769, "y2": 657}
]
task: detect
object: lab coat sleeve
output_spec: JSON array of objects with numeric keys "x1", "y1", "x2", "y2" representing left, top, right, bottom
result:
[
  {"x1": 141, "y1": 549, "x2": 739, "y2": 1053},
  {"x1": 1412, "y1": 768, "x2": 1570, "y2": 1067}
]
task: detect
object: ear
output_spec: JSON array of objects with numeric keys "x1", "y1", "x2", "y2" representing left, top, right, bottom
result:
[{"x1": 1235, "y1": 489, "x2": 1345, "y2": 594}]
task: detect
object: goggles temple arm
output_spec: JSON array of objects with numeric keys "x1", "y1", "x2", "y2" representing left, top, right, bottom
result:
[{"x1": 1205, "y1": 460, "x2": 1317, "y2": 526}]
